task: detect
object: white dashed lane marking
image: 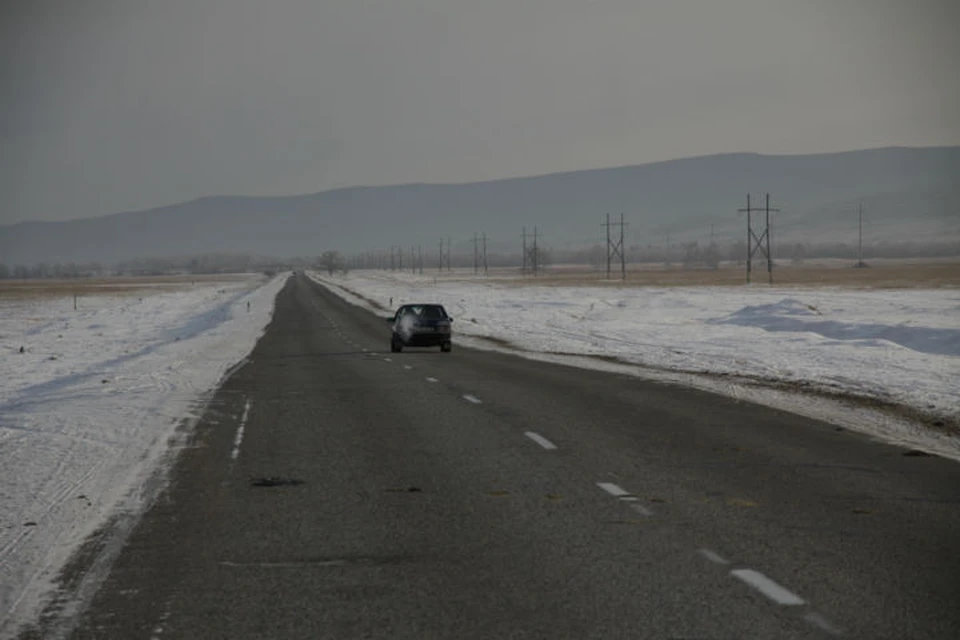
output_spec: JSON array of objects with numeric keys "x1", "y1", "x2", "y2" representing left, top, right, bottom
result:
[
  {"x1": 231, "y1": 398, "x2": 252, "y2": 462},
  {"x1": 403, "y1": 365, "x2": 413, "y2": 370},
  {"x1": 730, "y1": 569, "x2": 805, "y2": 606},
  {"x1": 596, "y1": 482, "x2": 638, "y2": 501},
  {"x1": 384, "y1": 358, "x2": 392, "y2": 362},
  {"x1": 524, "y1": 431, "x2": 557, "y2": 450},
  {"x1": 596, "y1": 481, "x2": 652, "y2": 515},
  {"x1": 463, "y1": 394, "x2": 482, "y2": 404},
  {"x1": 698, "y1": 548, "x2": 730, "y2": 565},
  {"x1": 426, "y1": 377, "x2": 438, "y2": 383},
  {"x1": 804, "y1": 612, "x2": 842, "y2": 636}
]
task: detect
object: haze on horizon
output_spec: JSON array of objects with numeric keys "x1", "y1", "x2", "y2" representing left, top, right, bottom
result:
[{"x1": 3, "y1": 0, "x2": 958, "y2": 226}]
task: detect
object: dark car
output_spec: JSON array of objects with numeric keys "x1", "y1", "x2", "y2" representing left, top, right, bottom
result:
[{"x1": 387, "y1": 303, "x2": 453, "y2": 352}]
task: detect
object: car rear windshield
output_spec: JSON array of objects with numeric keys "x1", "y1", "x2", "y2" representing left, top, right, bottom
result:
[{"x1": 420, "y1": 306, "x2": 447, "y2": 319}]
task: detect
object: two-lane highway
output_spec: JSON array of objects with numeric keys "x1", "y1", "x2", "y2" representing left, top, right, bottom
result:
[{"x1": 30, "y1": 273, "x2": 960, "y2": 639}]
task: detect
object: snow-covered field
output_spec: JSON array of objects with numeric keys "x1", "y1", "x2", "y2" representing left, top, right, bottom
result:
[
  {"x1": 0, "y1": 273, "x2": 288, "y2": 634},
  {"x1": 1, "y1": 266, "x2": 957, "y2": 633},
  {"x1": 311, "y1": 270, "x2": 960, "y2": 459}
]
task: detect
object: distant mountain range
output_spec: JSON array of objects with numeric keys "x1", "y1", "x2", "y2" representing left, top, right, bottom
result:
[{"x1": 2, "y1": 146, "x2": 958, "y2": 265}]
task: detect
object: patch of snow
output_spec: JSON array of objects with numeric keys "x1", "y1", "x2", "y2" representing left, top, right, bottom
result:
[{"x1": 0, "y1": 273, "x2": 288, "y2": 635}]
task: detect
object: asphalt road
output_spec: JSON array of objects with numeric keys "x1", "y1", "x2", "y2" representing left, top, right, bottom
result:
[{"x1": 36, "y1": 273, "x2": 960, "y2": 638}]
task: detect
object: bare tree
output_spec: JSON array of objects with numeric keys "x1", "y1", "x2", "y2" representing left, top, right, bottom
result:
[
  {"x1": 318, "y1": 250, "x2": 343, "y2": 276},
  {"x1": 682, "y1": 242, "x2": 701, "y2": 269},
  {"x1": 703, "y1": 242, "x2": 721, "y2": 269}
]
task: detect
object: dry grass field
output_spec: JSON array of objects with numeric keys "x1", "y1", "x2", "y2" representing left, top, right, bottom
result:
[
  {"x1": 474, "y1": 259, "x2": 960, "y2": 289},
  {"x1": 2, "y1": 260, "x2": 957, "y2": 300},
  {"x1": 0, "y1": 273, "x2": 260, "y2": 300}
]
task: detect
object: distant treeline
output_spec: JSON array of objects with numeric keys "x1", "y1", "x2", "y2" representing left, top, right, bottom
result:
[
  {"x1": 352, "y1": 239, "x2": 960, "y2": 271},
  {"x1": 562, "y1": 239, "x2": 960, "y2": 268},
  {"x1": 0, "y1": 253, "x2": 305, "y2": 279},
  {"x1": 1, "y1": 240, "x2": 958, "y2": 279}
]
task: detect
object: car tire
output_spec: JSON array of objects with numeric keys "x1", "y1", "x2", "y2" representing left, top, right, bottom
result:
[
  {"x1": 391, "y1": 336, "x2": 403, "y2": 353},
  {"x1": 440, "y1": 341, "x2": 452, "y2": 353}
]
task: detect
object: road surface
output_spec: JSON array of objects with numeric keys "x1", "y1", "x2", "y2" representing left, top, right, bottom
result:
[{"x1": 24, "y1": 273, "x2": 960, "y2": 638}]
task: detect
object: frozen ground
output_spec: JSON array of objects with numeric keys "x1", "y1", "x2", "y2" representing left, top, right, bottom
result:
[
  {"x1": 0, "y1": 273, "x2": 288, "y2": 635},
  {"x1": 310, "y1": 270, "x2": 960, "y2": 460},
  {"x1": 2, "y1": 268, "x2": 956, "y2": 634}
]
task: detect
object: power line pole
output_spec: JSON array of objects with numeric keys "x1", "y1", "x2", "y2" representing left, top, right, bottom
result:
[
  {"x1": 522, "y1": 227, "x2": 528, "y2": 274},
  {"x1": 602, "y1": 213, "x2": 626, "y2": 280},
  {"x1": 438, "y1": 238, "x2": 444, "y2": 274},
  {"x1": 447, "y1": 236, "x2": 453, "y2": 272},
  {"x1": 737, "y1": 193, "x2": 779, "y2": 284},
  {"x1": 620, "y1": 214, "x2": 626, "y2": 279},
  {"x1": 482, "y1": 233, "x2": 488, "y2": 275},
  {"x1": 418, "y1": 245, "x2": 423, "y2": 274},
  {"x1": 530, "y1": 226, "x2": 540, "y2": 276},
  {"x1": 472, "y1": 233, "x2": 480, "y2": 275},
  {"x1": 855, "y1": 203, "x2": 867, "y2": 268}
]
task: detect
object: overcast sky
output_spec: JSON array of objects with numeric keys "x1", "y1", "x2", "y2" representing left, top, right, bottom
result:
[{"x1": 3, "y1": 0, "x2": 958, "y2": 225}]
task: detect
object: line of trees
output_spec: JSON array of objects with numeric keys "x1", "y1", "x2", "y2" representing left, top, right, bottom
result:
[
  {"x1": 0, "y1": 262, "x2": 104, "y2": 279},
  {"x1": 0, "y1": 254, "x2": 305, "y2": 279},
  {"x1": 2, "y1": 239, "x2": 957, "y2": 280},
  {"x1": 343, "y1": 238, "x2": 960, "y2": 273}
]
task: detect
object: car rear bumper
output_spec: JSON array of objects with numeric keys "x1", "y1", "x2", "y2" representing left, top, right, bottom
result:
[{"x1": 395, "y1": 332, "x2": 451, "y2": 347}]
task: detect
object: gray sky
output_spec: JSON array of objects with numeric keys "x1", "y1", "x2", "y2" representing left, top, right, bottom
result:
[{"x1": 3, "y1": 0, "x2": 958, "y2": 225}]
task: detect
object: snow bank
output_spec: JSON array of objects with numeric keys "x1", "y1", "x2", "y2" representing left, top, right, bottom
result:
[{"x1": 0, "y1": 273, "x2": 288, "y2": 633}]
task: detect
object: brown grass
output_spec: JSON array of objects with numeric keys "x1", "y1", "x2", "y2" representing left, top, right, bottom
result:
[
  {"x1": 467, "y1": 260, "x2": 960, "y2": 289},
  {"x1": 0, "y1": 274, "x2": 261, "y2": 299}
]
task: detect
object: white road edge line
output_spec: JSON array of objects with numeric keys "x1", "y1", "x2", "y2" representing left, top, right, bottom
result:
[
  {"x1": 231, "y1": 398, "x2": 252, "y2": 461},
  {"x1": 698, "y1": 548, "x2": 730, "y2": 565},
  {"x1": 524, "y1": 431, "x2": 558, "y2": 450},
  {"x1": 804, "y1": 612, "x2": 842, "y2": 636},
  {"x1": 730, "y1": 569, "x2": 806, "y2": 606},
  {"x1": 426, "y1": 377, "x2": 438, "y2": 383},
  {"x1": 463, "y1": 394, "x2": 483, "y2": 404}
]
